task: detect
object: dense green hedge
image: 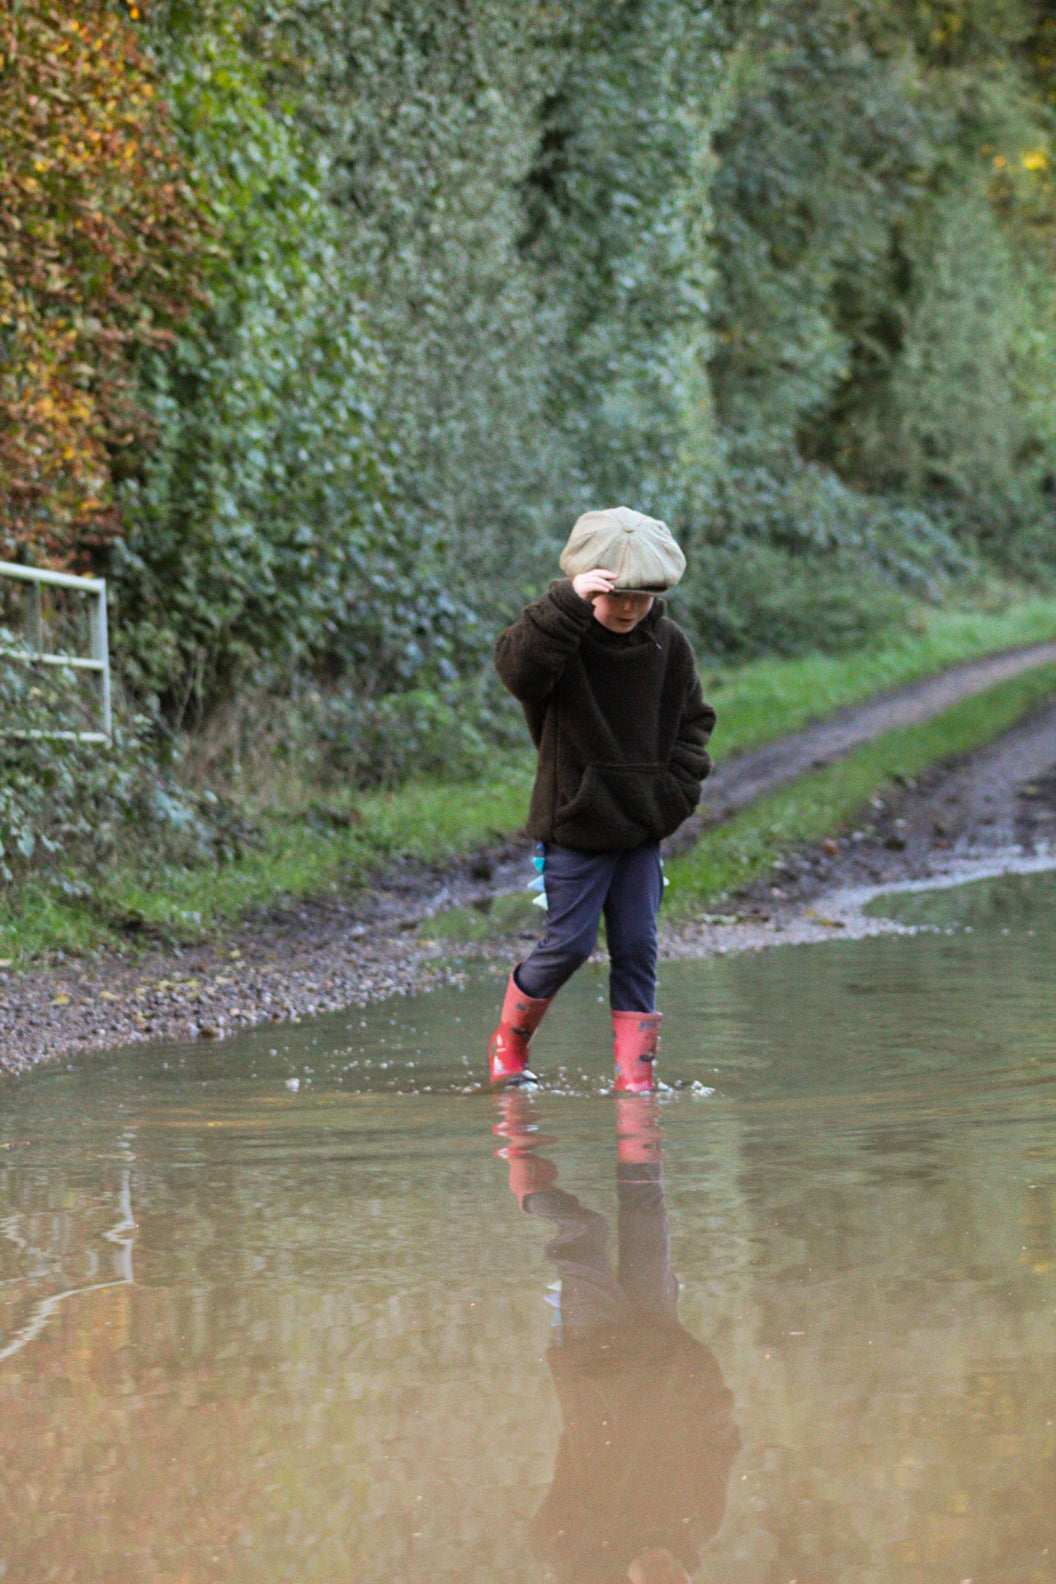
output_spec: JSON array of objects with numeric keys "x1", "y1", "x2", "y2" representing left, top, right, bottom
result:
[
  {"x1": 105, "y1": 0, "x2": 1056, "y2": 699},
  {"x1": 136, "y1": 0, "x2": 1056, "y2": 693}
]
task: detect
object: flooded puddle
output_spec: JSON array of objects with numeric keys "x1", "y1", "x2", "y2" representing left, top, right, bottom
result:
[{"x1": 2, "y1": 871, "x2": 1056, "y2": 1583}]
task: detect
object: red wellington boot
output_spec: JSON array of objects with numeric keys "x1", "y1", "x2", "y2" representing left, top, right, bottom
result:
[
  {"x1": 488, "y1": 971, "x2": 553, "y2": 1086},
  {"x1": 612, "y1": 1010, "x2": 662, "y2": 1093}
]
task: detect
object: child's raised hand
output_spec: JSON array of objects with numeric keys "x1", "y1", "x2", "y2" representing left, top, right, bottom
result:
[{"x1": 571, "y1": 568, "x2": 617, "y2": 602}]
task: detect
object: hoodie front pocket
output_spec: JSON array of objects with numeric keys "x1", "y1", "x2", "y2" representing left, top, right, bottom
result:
[{"x1": 555, "y1": 762, "x2": 689, "y2": 848}]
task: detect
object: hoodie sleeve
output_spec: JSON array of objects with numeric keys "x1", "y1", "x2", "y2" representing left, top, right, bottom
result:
[
  {"x1": 668, "y1": 637, "x2": 716, "y2": 787},
  {"x1": 494, "y1": 579, "x2": 595, "y2": 705}
]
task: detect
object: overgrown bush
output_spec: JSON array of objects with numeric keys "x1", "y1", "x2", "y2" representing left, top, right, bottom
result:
[
  {"x1": 95, "y1": 0, "x2": 1056, "y2": 705},
  {"x1": 706, "y1": 0, "x2": 1056, "y2": 568},
  {"x1": 0, "y1": 654, "x2": 256, "y2": 893},
  {"x1": 519, "y1": 0, "x2": 724, "y2": 531},
  {"x1": 679, "y1": 544, "x2": 910, "y2": 660},
  {"x1": 262, "y1": 0, "x2": 572, "y2": 586},
  {"x1": 0, "y1": 0, "x2": 208, "y2": 565},
  {"x1": 108, "y1": 18, "x2": 393, "y2": 718}
]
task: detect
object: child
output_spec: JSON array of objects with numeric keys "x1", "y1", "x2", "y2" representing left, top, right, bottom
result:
[{"x1": 488, "y1": 507, "x2": 716, "y2": 1091}]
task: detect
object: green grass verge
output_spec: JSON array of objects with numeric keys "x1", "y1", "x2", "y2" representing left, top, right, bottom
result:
[
  {"x1": 665, "y1": 662, "x2": 1056, "y2": 914},
  {"x1": 703, "y1": 590, "x2": 1056, "y2": 758},
  {"x1": 0, "y1": 761, "x2": 541, "y2": 960},
  {"x1": 3, "y1": 591, "x2": 1056, "y2": 961}
]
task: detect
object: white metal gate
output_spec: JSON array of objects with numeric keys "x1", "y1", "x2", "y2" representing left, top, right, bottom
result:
[{"x1": 0, "y1": 561, "x2": 111, "y2": 742}]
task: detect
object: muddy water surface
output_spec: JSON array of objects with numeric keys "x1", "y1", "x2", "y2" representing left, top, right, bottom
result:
[{"x1": 2, "y1": 871, "x2": 1056, "y2": 1584}]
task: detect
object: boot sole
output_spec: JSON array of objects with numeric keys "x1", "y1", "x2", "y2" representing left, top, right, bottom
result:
[{"x1": 490, "y1": 1067, "x2": 538, "y2": 1089}]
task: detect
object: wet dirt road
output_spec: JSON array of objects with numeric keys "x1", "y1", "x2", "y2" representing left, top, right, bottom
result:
[{"x1": 2, "y1": 642, "x2": 1055, "y2": 1072}]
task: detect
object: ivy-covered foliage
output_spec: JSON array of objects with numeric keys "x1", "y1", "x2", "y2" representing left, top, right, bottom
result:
[
  {"x1": 522, "y1": 0, "x2": 725, "y2": 531},
  {"x1": 247, "y1": 0, "x2": 574, "y2": 598},
  {"x1": 252, "y1": 0, "x2": 1056, "y2": 664},
  {"x1": 706, "y1": 0, "x2": 1056, "y2": 588},
  {"x1": 0, "y1": 0, "x2": 207, "y2": 566}
]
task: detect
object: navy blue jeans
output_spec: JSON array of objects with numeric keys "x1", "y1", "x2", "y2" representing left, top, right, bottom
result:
[{"x1": 514, "y1": 841, "x2": 663, "y2": 1012}]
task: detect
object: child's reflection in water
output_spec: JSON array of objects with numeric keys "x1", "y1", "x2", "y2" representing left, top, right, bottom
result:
[{"x1": 494, "y1": 1093, "x2": 741, "y2": 1584}]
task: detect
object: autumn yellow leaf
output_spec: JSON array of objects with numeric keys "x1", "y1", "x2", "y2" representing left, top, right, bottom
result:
[{"x1": 0, "y1": 0, "x2": 211, "y2": 567}]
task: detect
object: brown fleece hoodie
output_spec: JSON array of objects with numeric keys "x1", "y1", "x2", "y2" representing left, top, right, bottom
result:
[{"x1": 494, "y1": 580, "x2": 715, "y2": 852}]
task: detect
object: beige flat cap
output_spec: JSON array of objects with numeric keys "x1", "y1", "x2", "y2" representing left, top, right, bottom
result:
[{"x1": 559, "y1": 506, "x2": 686, "y2": 593}]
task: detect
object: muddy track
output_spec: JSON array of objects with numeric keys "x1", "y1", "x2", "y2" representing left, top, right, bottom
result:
[
  {"x1": 666, "y1": 637, "x2": 1056, "y2": 850},
  {"x1": 2, "y1": 640, "x2": 1056, "y2": 1073},
  {"x1": 664, "y1": 689, "x2": 1056, "y2": 961}
]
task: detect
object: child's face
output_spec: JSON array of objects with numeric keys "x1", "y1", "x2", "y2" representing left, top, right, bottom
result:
[{"x1": 591, "y1": 590, "x2": 655, "y2": 633}]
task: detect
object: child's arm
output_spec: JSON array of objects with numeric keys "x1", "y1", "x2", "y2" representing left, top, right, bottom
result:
[
  {"x1": 668, "y1": 651, "x2": 717, "y2": 790},
  {"x1": 494, "y1": 581, "x2": 594, "y2": 704}
]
